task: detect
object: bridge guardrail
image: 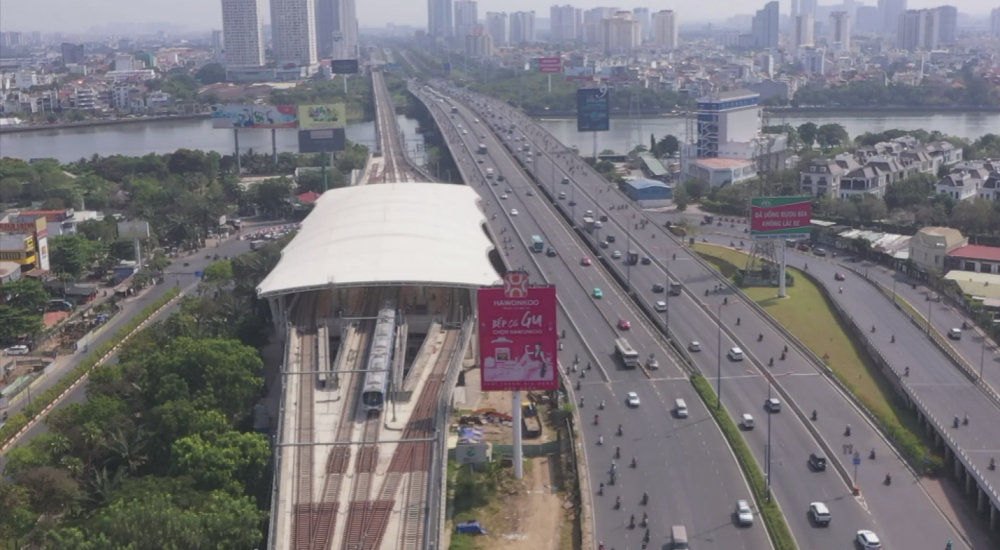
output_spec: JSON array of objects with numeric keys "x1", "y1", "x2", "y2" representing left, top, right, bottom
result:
[{"x1": 266, "y1": 322, "x2": 293, "y2": 550}]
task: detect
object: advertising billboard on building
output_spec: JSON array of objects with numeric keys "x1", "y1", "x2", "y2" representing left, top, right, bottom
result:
[
  {"x1": 298, "y1": 128, "x2": 347, "y2": 153},
  {"x1": 750, "y1": 196, "x2": 813, "y2": 239},
  {"x1": 330, "y1": 59, "x2": 359, "y2": 74},
  {"x1": 538, "y1": 57, "x2": 562, "y2": 73},
  {"x1": 36, "y1": 236, "x2": 49, "y2": 271},
  {"x1": 564, "y1": 66, "x2": 595, "y2": 81},
  {"x1": 117, "y1": 221, "x2": 150, "y2": 240},
  {"x1": 297, "y1": 103, "x2": 346, "y2": 130},
  {"x1": 211, "y1": 105, "x2": 298, "y2": 129},
  {"x1": 597, "y1": 65, "x2": 629, "y2": 82},
  {"x1": 576, "y1": 87, "x2": 611, "y2": 133},
  {"x1": 478, "y1": 272, "x2": 558, "y2": 392}
]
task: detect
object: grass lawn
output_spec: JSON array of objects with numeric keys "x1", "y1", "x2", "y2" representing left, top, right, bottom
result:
[{"x1": 691, "y1": 243, "x2": 928, "y2": 453}]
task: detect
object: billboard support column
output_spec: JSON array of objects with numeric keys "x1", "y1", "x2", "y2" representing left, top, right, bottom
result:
[
  {"x1": 321, "y1": 151, "x2": 329, "y2": 192},
  {"x1": 271, "y1": 129, "x2": 278, "y2": 164},
  {"x1": 512, "y1": 390, "x2": 523, "y2": 479},
  {"x1": 593, "y1": 132, "x2": 597, "y2": 161},
  {"x1": 234, "y1": 129, "x2": 242, "y2": 173},
  {"x1": 779, "y1": 245, "x2": 787, "y2": 298},
  {"x1": 343, "y1": 74, "x2": 348, "y2": 94},
  {"x1": 548, "y1": 74, "x2": 551, "y2": 94}
]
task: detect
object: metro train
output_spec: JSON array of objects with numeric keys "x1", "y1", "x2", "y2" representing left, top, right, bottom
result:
[{"x1": 361, "y1": 306, "x2": 396, "y2": 411}]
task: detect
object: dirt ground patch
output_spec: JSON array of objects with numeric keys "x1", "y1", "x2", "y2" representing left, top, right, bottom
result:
[
  {"x1": 474, "y1": 457, "x2": 568, "y2": 550},
  {"x1": 468, "y1": 391, "x2": 554, "y2": 445}
]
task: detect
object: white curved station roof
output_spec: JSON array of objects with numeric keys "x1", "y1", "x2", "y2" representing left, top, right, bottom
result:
[{"x1": 257, "y1": 183, "x2": 500, "y2": 298}]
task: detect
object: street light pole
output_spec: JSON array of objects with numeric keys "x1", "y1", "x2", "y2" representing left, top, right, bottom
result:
[
  {"x1": 766, "y1": 378, "x2": 773, "y2": 501},
  {"x1": 716, "y1": 302, "x2": 723, "y2": 408}
]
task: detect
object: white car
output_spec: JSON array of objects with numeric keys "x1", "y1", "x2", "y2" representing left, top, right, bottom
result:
[
  {"x1": 462, "y1": 129, "x2": 467, "y2": 135},
  {"x1": 856, "y1": 530, "x2": 881, "y2": 549},
  {"x1": 735, "y1": 500, "x2": 754, "y2": 525},
  {"x1": 728, "y1": 347, "x2": 744, "y2": 361},
  {"x1": 510, "y1": 209, "x2": 518, "y2": 216},
  {"x1": 654, "y1": 300, "x2": 667, "y2": 312},
  {"x1": 626, "y1": 392, "x2": 640, "y2": 407},
  {"x1": 3, "y1": 345, "x2": 30, "y2": 356},
  {"x1": 500, "y1": 194, "x2": 508, "y2": 200},
  {"x1": 689, "y1": 341, "x2": 701, "y2": 352},
  {"x1": 612, "y1": 251, "x2": 622, "y2": 259}
]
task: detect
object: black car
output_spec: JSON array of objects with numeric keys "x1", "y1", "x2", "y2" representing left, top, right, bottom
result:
[
  {"x1": 568, "y1": 200, "x2": 577, "y2": 206},
  {"x1": 652, "y1": 283, "x2": 665, "y2": 293},
  {"x1": 497, "y1": 174, "x2": 505, "y2": 182},
  {"x1": 546, "y1": 247, "x2": 558, "y2": 257},
  {"x1": 809, "y1": 452, "x2": 827, "y2": 471},
  {"x1": 606, "y1": 235, "x2": 616, "y2": 243}
]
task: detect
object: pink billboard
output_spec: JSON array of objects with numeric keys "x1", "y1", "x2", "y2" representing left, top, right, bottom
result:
[
  {"x1": 478, "y1": 272, "x2": 558, "y2": 392},
  {"x1": 538, "y1": 57, "x2": 562, "y2": 73}
]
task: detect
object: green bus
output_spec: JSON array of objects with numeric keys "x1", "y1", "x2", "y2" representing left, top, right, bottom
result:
[{"x1": 531, "y1": 235, "x2": 544, "y2": 252}]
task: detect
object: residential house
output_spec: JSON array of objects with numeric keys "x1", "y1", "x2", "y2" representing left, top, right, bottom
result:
[
  {"x1": 838, "y1": 157, "x2": 910, "y2": 199},
  {"x1": 934, "y1": 162, "x2": 997, "y2": 202},
  {"x1": 979, "y1": 173, "x2": 1000, "y2": 201},
  {"x1": 908, "y1": 226, "x2": 967, "y2": 274},
  {"x1": 799, "y1": 155, "x2": 861, "y2": 198}
]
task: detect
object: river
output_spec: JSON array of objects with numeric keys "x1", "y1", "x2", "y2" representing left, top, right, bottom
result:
[{"x1": 1, "y1": 111, "x2": 997, "y2": 163}]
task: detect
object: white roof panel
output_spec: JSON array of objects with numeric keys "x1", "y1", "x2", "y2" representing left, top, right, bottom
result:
[{"x1": 257, "y1": 183, "x2": 500, "y2": 298}]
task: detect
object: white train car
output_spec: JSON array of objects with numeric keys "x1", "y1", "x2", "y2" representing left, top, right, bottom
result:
[{"x1": 362, "y1": 307, "x2": 396, "y2": 411}]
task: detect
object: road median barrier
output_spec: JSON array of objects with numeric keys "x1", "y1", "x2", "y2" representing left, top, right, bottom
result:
[
  {"x1": 0, "y1": 288, "x2": 181, "y2": 450},
  {"x1": 691, "y1": 374, "x2": 797, "y2": 550}
]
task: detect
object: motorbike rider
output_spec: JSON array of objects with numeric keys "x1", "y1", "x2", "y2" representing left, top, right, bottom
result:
[
  {"x1": 617, "y1": 424, "x2": 623, "y2": 436},
  {"x1": 811, "y1": 409, "x2": 818, "y2": 421},
  {"x1": 600, "y1": 399, "x2": 605, "y2": 409},
  {"x1": 845, "y1": 424, "x2": 852, "y2": 436},
  {"x1": 615, "y1": 446, "x2": 620, "y2": 459},
  {"x1": 631, "y1": 456, "x2": 637, "y2": 467}
]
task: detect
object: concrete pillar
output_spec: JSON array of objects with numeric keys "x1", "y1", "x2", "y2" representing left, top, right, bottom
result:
[
  {"x1": 977, "y1": 486, "x2": 985, "y2": 512},
  {"x1": 953, "y1": 453, "x2": 961, "y2": 480},
  {"x1": 513, "y1": 390, "x2": 523, "y2": 480},
  {"x1": 964, "y1": 469, "x2": 972, "y2": 494},
  {"x1": 990, "y1": 502, "x2": 996, "y2": 530},
  {"x1": 934, "y1": 430, "x2": 941, "y2": 448}
]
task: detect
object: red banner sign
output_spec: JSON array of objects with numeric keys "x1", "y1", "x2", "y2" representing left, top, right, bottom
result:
[
  {"x1": 538, "y1": 57, "x2": 563, "y2": 74},
  {"x1": 750, "y1": 196, "x2": 813, "y2": 239},
  {"x1": 478, "y1": 273, "x2": 558, "y2": 391}
]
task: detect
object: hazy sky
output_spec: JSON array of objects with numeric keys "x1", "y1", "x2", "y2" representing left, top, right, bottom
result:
[{"x1": 0, "y1": 0, "x2": 992, "y2": 33}]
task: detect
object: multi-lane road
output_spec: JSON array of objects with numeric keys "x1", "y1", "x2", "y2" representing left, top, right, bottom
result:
[
  {"x1": 418, "y1": 82, "x2": 970, "y2": 550},
  {"x1": 417, "y1": 86, "x2": 770, "y2": 550}
]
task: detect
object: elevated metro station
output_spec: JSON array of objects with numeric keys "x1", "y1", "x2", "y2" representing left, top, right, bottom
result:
[{"x1": 261, "y1": 183, "x2": 507, "y2": 550}]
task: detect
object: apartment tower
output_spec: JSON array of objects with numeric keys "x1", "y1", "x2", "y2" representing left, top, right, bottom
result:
[{"x1": 221, "y1": 0, "x2": 266, "y2": 68}]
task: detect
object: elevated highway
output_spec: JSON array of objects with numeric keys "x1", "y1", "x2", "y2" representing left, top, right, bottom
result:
[
  {"x1": 414, "y1": 82, "x2": 975, "y2": 548},
  {"x1": 365, "y1": 68, "x2": 418, "y2": 183},
  {"x1": 414, "y1": 84, "x2": 772, "y2": 550}
]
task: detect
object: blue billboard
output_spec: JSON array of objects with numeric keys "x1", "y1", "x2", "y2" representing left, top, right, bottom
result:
[{"x1": 576, "y1": 87, "x2": 610, "y2": 133}]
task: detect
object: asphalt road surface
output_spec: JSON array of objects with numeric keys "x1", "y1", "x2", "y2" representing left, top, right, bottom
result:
[
  {"x1": 1, "y1": 223, "x2": 274, "y2": 474},
  {"x1": 427, "y1": 84, "x2": 968, "y2": 550},
  {"x1": 422, "y1": 87, "x2": 770, "y2": 550}
]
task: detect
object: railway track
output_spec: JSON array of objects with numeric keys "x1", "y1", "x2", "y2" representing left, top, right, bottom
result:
[
  {"x1": 290, "y1": 292, "x2": 319, "y2": 550},
  {"x1": 372, "y1": 69, "x2": 412, "y2": 183}
]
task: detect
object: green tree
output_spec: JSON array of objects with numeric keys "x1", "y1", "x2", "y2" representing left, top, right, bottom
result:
[
  {"x1": 883, "y1": 173, "x2": 936, "y2": 211},
  {"x1": 797, "y1": 122, "x2": 818, "y2": 149},
  {"x1": 141, "y1": 338, "x2": 264, "y2": 422},
  {"x1": 950, "y1": 198, "x2": 994, "y2": 235},
  {"x1": 682, "y1": 178, "x2": 709, "y2": 201},
  {"x1": 2, "y1": 278, "x2": 49, "y2": 312},
  {"x1": 816, "y1": 123, "x2": 849, "y2": 150},
  {"x1": 16, "y1": 466, "x2": 82, "y2": 516},
  {"x1": 0, "y1": 305, "x2": 43, "y2": 344},
  {"x1": 194, "y1": 63, "x2": 227, "y2": 85},
  {"x1": 0, "y1": 482, "x2": 37, "y2": 540},
  {"x1": 249, "y1": 177, "x2": 293, "y2": 217},
  {"x1": 172, "y1": 430, "x2": 270, "y2": 494},
  {"x1": 673, "y1": 184, "x2": 690, "y2": 211},
  {"x1": 49, "y1": 234, "x2": 103, "y2": 278}
]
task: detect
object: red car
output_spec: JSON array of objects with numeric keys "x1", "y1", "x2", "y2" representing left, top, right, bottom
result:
[
  {"x1": 617, "y1": 318, "x2": 631, "y2": 330},
  {"x1": 581, "y1": 257, "x2": 592, "y2": 266},
  {"x1": 834, "y1": 273, "x2": 846, "y2": 281}
]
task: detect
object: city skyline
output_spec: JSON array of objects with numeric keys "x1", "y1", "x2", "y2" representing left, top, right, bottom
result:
[{"x1": 1, "y1": 0, "x2": 992, "y2": 33}]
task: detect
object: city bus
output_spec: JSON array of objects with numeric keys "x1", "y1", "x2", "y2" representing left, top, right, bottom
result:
[
  {"x1": 615, "y1": 338, "x2": 640, "y2": 369},
  {"x1": 531, "y1": 235, "x2": 544, "y2": 252}
]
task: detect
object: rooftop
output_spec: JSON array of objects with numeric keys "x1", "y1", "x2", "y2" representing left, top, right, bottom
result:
[
  {"x1": 257, "y1": 183, "x2": 500, "y2": 298},
  {"x1": 947, "y1": 244, "x2": 1000, "y2": 263},
  {"x1": 694, "y1": 157, "x2": 752, "y2": 169}
]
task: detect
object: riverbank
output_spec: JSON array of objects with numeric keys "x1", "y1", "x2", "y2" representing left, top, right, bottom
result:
[
  {"x1": 527, "y1": 105, "x2": 1000, "y2": 118},
  {"x1": 0, "y1": 113, "x2": 212, "y2": 135}
]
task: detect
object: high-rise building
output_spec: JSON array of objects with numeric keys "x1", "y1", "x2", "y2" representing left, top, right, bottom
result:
[
  {"x1": 897, "y1": 8, "x2": 938, "y2": 51},
  {"x1": 828, "y1": 11, "x2": 851, "y2": 51},
  {"x1": 428, "y1": 0, "x2": 454, "y2": 38},
  {"x1": 694, "y1": 90, "x2": 761, "y2": 158},
  {"x1": 454, "y1": 1, "x2": 479, "y2": 40},
  {"x1": 791, "y1": 0, "x2": 800, "y2": 20},
  {"x1": 652, "y1": 10, "x2": 679, "y2": 49},
  {"x1": 551, "y1": 4, "x2": 578, "y2": 43},
  {"x1": 486, "y1": 12, "x2": 509, "y2": 46},
  {"x1": 877, "y1": 0, "x2": 906, "y2": 34},
  {"x1": 751, "y1": 1, "x2": 780, "y2": 49},
  {"x1": 935, "y1": 5, "x2": 956, "y2": 44},
  {"x1": 61, "y1": 42, "x2": 86, "y2": 65},
  {"x1": 992, "y1": 8, "x2": 1000, "y2": 37},
  {"x1": 601, "y1": 10, "x2": 641, "y2": 51},
  {"x1": 632, "y1": 8, "x2": 651, "y2": 42},
  {"x1": 316, "y1": 0, "x2": 359, "y2": 59},
  {"x1": 802, "y1": 47, "x2": 826, "y2": 74},
  {"x1": 270, "y1": 0, "x2": 317, "y2": 67},
  {"x1": 793, "y1": 14, "x2": 815, "y2": 48},
  {"x1": 211, "y1": 30, "x2": 225, "y2": 63},
  {"x1": 583, "y1": 7, "x2": 617, "y2": 45},
  {"x1": 465, "y1": 30, "x2": 494, "y2": 56},
  {"x1": 799, "y1": 0, "x2": 817, "y2": 18},
  {"x1": 855, "y1": 6, "x2": 879, "y2": 32},
  {"x1": 510, "y1": 11, "x2": 536, "y2": 44},
  {"x1": 221, "y1": 0, "x2": 266, "y2": 68}
]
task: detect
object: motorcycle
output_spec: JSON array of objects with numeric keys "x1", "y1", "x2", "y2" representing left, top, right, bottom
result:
[
  {"x1": 811, "y1": 410, "x2": 818, "y2": 421},
  {"x1": 599, "y1": 400, "x2": 605, "y2": 410},
  {"x1": 871, "y1": 325, "x2": 877, "y2": 333},
  {"x1": 757, "y1": 333, "x2": 764, "y2": 342},
  {"x1": 845, "y1": 425, "x2": 852, "y2": 436},
  {"x1": 615, "y1": 496, "x2": 622, "y2": 509},
  {"x1": 629, "y1": 515, "x2": 636, "y2": 529},
  {"x1": 615, "y1": 447, "x2": 621, "y2": 459},
  {"x1": 884, "y1": 473, "x2": 892, "y2": 485},
  {"x1": 641, "y1": 491, "x2": 649, "y2": 505},
  {"x1": 989, "y1": 458, "x2": 996, "y2": 470},
  {"x1": 870, "y1": 449, "x2": 876, "y2": 460},
  {"x1": 631, "y1": 457, "x2": 637, "y2": 468},
  {"x1": 617, "y1": 424, "x2": 623, "y2": 436}
]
